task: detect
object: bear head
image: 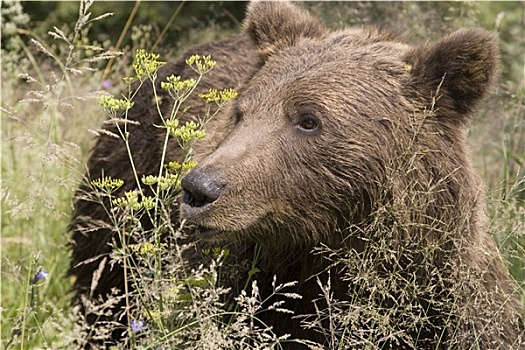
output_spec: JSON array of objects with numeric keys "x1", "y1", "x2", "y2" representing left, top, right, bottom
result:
[{"x1": 181, "y1": 1, "x2": 499, "y2": 251}]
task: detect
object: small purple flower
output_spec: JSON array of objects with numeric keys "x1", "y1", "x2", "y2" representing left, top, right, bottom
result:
[
  {"x1": 130, "y1": 319, "x2": 145, "y2": 333},
  {"x1": 35, "y1": 269, "x2": 49, "y2": 281},
  {"x1": 101, "y1": 79, "x2": 112, "y2": 90}
]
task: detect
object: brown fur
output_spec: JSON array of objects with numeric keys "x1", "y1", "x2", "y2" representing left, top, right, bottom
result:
[{"x1": 70, "y1": 2, "x2": 524, "y2": 349}]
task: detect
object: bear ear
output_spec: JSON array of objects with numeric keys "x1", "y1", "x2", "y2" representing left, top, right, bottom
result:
[
  {"x1": 404, "y1": 28, "x2": 499, "y2": 123},
  {"x1": 243, "y1": 1, "x2": 326, "y2": 59}
]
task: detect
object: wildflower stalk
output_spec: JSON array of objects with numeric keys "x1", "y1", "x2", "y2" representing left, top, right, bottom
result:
[
  {"x1": 153, "y1": 72, "x2": 202, "y2": 218},
  {"x1": 18, "y1": 257, "x2": 36, "y2": 350},
  {"x1": 150, "y1": 57, "x2": 211, "y2": 324},
  {"x1": 94, "y1": 50, "x2": 241, "y2": 346},
  {"x1": 5, "y1": 256, "x2": 47, "y2": 350}
]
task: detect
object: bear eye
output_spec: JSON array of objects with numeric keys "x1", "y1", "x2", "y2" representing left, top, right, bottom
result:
[{"x1": 297, "y1": 114, "x2": 319, "y2": 132}]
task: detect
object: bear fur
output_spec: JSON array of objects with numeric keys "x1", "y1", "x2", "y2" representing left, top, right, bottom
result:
[{"x1": 70, "y1": 2, "x2": 524, "y2": 349}]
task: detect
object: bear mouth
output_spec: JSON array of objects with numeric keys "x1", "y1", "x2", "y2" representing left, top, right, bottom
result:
[{"x1": 192, "y1": 225, "x2": 222, "y2": 239}]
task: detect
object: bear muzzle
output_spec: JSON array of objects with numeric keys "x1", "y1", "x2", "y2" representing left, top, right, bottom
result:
[{"x1": 180, "y1": 169, "x2": 259, "y2": 238}]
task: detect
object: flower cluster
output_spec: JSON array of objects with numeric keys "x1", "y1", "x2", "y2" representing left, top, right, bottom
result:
[
  {"x1": 132, "y1": 49, "x2": 166, "y2": 81},
  {"x1": 112, "y1": 190, "x2": 154, "y2": 211},
  {"x1": 166, "y1": 160, "x2": 197, "y2": 173},
  {"x1": 170, "y1": 121, "x2": 206, "y2": 143},
  {"x1": 98, "y1": 95, "x2": 134, "y2": 118},
  {"x1": 129, "y1": 242, "x2": 166, "y2": 256},
  {"x1": 185, "y1": 54, "x2": 216, "y2": 75},
  {"x1": 199, "y1": 88, "x2": 238, "y2": 107},
  {"x1": 91, "y1": 176, "x2": 124, "y2": 193},
  {"x1": 161, "y1": 75, "x2": 197, "y2": 100},
  {"x1": 141, "y1": 173, "x2": 182, "y2": 191}
]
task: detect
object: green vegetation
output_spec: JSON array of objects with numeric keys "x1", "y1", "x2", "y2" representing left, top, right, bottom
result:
[{"x1": 1, "y1": 1, "x2": 523, "y2": 348}]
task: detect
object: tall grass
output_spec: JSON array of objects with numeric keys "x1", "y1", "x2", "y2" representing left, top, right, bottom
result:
[
  {"x1": 1, "y1": 1, "x2": 523, "y2": 348},
  {"x1": 1, "y1": 1, "x2": 120, "y2": 347}
]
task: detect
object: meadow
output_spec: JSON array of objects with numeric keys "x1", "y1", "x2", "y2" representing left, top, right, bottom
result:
[{"x1": 1, "y1": 1, "x2": 523, "y2": 348}]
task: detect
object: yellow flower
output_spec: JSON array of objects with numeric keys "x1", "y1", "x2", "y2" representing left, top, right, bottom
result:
[
  {"x1": 186, "y1": 54, "x2": 216, "y2": 74},
  {"x1": 91, "y1": 176, "x2": 124, "y2": 193},
  {"x1": 199, "y1": 88, "x2": 238, "y2": 107},
  {"x1": 132, "y1": 49, "x2": 166, "y2": 80}
]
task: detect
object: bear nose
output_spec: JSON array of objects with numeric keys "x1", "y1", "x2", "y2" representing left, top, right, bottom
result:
[{"x1": 181, "y1": 170, "x2": 223, "y2": 208}]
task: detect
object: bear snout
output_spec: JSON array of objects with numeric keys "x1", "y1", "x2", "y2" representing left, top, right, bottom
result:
[{"x1": 181, "y1": 170, "x2": 224, "y2": 208}]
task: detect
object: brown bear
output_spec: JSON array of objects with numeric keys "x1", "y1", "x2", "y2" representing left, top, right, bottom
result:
[{"x1": 70, "y1": 2, "x2": 524, "y2": 349}]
